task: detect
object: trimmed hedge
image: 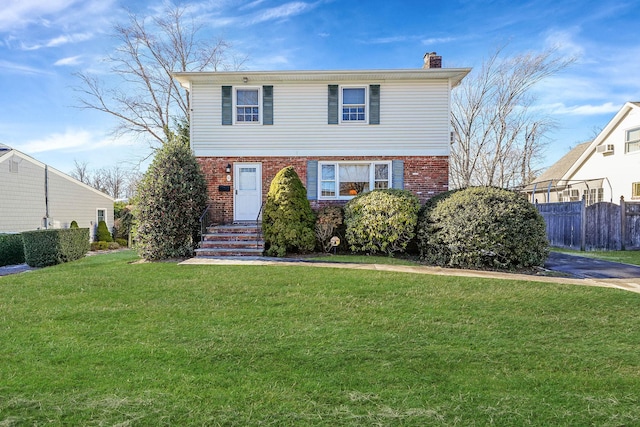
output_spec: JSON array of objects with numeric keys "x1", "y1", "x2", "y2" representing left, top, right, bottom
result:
[
  {"x1": 0, "y1": 234, "x2": 25, "y2": 267},
  {"x1": 22, "y1": 228, "x2": 90, "y2": 268},
  {"x1": 418, "y1": 186, "x2": 548, "y2": 270},
  {"x1": 97, "y1": 220, "x2": 113, "y2": 242},
  {"x1": 344, "y1": 189, "x2": 420, "y2": 255}
]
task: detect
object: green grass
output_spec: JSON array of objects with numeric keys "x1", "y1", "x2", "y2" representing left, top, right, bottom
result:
[
  {"x1": 306, "y1": 253, "x2": 419, "y2": 266},
  {"x1": 552, "y1": 248, "x2": 640, "y2": 266},
  {"x1": 1, "y1": 251, "x2": 639, "y2": 426}
]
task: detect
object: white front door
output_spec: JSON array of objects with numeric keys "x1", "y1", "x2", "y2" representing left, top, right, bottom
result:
[{"x1": 234, "y1": 163, "x2": 262, "y2": 222}]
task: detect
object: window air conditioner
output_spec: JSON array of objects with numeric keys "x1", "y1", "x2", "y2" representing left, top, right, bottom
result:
[{"x1": 596, "y1": 144, "x2": 614, "y2": 154}]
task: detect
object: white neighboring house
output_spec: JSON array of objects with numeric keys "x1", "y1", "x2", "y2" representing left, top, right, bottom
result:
[
  {"x1": 0, "y1": 144, "x2": 114, "y2": 239},
  {"x1": 525, "y1": 102, "x2": 640, "y2": 204}
]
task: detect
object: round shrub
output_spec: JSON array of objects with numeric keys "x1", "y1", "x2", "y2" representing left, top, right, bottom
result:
[
  {"x1": 344, "y1": 189, "x2": 420, "y2": 255},
  {"x1": 416, "y1": 189, "x2": 463, "y2": 265},
  {"x1": 262, "y1": 166, "x2": 316, "y2": 257},
  {"x1": 419, "y1": 186, "x2": 548, "y2": 270}
]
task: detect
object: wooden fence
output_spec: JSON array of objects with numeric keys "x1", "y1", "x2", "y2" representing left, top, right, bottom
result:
[{"x1": 535, "y1": 197, "x2": 640, "y2": 251}]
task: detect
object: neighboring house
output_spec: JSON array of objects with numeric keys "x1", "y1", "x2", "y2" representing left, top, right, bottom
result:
[
  {"x1": 0, "y1": 144, "x2": 114, "y2": 238},
  {"x1": 174, "y1": 53, "x2": 471, "y2": 224},
  {"x1": 525, "y1": 102, "x2": 640, "y2": 205}
]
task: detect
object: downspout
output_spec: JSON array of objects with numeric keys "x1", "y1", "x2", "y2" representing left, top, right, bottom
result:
[{"x1": 45, "y1": 165, "x2": 50, "y2": 229}]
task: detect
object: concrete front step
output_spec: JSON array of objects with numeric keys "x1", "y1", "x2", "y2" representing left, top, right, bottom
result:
[
  {"x1": 200, "y1": 240, "x2": 264, "y2": 250},
  {"x1": 206, "y1": 224, "x2": 262, "y2": 234},
  {"x1": 195, "y1": 247, "x2": 264, "y2": 257},
  {"x1": 203, "y1": 233, "x2": 261, "y2": 242}
]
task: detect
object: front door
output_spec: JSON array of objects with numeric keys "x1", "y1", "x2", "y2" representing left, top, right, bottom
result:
[{"x1": 234, "y1": 163, "x2": 262, "y2": 222}]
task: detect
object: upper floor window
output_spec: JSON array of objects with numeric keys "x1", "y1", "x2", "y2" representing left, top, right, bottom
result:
[
  {"x1": 319, "y1": 161, "x2": 390, "y2": 199},
  {"x1": 626, "y1": 128, "x2": 640, "y2": 153},
  {"x1": 236, "y1": 88, "x2": 260, "y2": 123},
  {"x1": 633, "y1": 182, "x2": 640, "y2": 199},
  {"x1": 342, "y1": 87, "x2": 366, "y2": 122}
]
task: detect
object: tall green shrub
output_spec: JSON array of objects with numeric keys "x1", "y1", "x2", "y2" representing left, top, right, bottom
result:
[
  {"x1": 418, "y1": 186, "x2": 548, "y2": 270},
  {"x1": 344, "y1": 189, "x2": 420, "y2": 255},
  {"x1": 262, "y1": 166, "x2": 316, "y2": 257},
  {"x1": 134, "y1": 139, "x2": 208, "y2": 260},
  {"x1": 0, "y1": 234, "x2": 25, "y2": 266},
  {"x1": 96, "y1": 220, "x2": 113, "y2": 242},
  {"x1": 22, "y1": 228, "x2": 90, "y2": 268}
]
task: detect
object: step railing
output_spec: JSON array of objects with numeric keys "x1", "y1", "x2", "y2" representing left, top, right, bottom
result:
[{"x1": 198, "y1": 204, "x2": 213, "y2": 246}]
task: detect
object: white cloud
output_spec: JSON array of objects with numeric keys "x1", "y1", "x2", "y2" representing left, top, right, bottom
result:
[
  {"x1": 539, "y1": 102, "x2": 622, "y2": 116},
  {"x1": 21, "y1": 32, "x2": 94, "y2": 51},
  {"x1": 0, "y1": 59, "x2": 50, "y2": 75},
  {"x1": 246, "y1": 2, "x2": 313, "y2": 25},
  {"x1": 15, "y1": 129, "x2": 133, "y2": 154},
  {"x1": 54, "y1": 55, "x2": 82, "y2": 66},
  {"x1": 0, "y1": 0, "x2": 76, "y2": 31}
]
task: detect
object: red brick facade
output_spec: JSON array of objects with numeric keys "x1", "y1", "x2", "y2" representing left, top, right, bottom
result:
[{"x1": 197, "y1": 156, "x2": 449, "y2": 224}]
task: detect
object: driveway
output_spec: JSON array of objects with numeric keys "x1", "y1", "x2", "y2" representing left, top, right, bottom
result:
[{"x1": 545, "y1": 251, "x2": 640, "y2": 279}]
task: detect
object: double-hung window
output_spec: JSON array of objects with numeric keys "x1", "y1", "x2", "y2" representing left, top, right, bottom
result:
[
  {"x1": 341, "y1": 87, "x2": 366, "y2": 122},
  {"x1": 236, "y1": 88, "x2": 260, "y2": 123},
  {"x1": 626, "y1": 128, "x2": 640, "y2": 153},
  {"x1": 319, "y1": 161, "x2": 391, "y2": 199}
]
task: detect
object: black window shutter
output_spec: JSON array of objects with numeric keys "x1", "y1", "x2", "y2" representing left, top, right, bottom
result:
[
  {"x1": 222, "y1": 86, "x2": 232, "y2": 125},
  {"x1": 263, "y1": 85, "x2": 273, "y2": 125},
  {"x1": 328, "y1": 85, "x2": 339, "y2": 124},
  {"x1": 307, "y1": 160, "x2": 318, "y2": 200},
  {"x1": 392, "y1": 160, "x2": 404, "y2": 189},
  {"x1": 369, "y1": 85, "x2": 380, "y2": 125}
]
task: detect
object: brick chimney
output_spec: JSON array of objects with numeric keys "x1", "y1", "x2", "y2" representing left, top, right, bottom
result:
[{"x1": 423, "y1": 52, "x2": 442, "y2": 69}]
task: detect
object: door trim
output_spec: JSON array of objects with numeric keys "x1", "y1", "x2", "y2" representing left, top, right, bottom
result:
[{"x1": 233, "y1": 162, "x2": 262, "y2": 222}]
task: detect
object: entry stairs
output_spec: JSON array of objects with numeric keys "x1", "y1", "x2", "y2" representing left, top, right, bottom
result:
[{"x1": 196, "y1": 223, "x2": 264, "y2": 257}]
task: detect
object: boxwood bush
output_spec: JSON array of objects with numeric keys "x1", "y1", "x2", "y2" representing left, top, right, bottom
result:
[
  {"x1": 344, "y1": 189, "x2": 420, "y2": 255},
  {"x1": 418, "y1": 186, "x2": 548, "y2": 270},
  {"x1": 22, "y1": 228, "x2": 90, "y2": 268},
  {"x1": 0, "y1": 234, "x2": 25, "y2": 266},
  {"x1": 262, "y1": 166, "x2": 316, "y2": 257}
]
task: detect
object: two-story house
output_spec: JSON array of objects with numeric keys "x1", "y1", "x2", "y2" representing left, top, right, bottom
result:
[
  {"x1": 174, "y1": 54, "x2": 470, "y2": 224},
  {"x1": 525, "y1": 102, "x2": 640, "y2": 204}
]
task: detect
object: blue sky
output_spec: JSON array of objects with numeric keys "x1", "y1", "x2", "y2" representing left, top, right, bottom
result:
[{"x1": 1, "y1": 0, "x2": 639, "y2": 176}]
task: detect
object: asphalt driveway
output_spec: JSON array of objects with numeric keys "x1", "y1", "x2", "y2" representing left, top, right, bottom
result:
[{"x1": 545, "y1": 251, "x2": 640, "y2": 279}]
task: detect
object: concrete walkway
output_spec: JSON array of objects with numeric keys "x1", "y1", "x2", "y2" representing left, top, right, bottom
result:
[{"x1": 180, "y1": 255, "x2": 640, "y2": 295}]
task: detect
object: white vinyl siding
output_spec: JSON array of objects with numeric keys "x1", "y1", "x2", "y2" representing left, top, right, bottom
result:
[
  {"x1": 0, "y1": 151, "x2": 114, "y2": 233},
  {"x1": 189, "y1": 80, "x2": 451, "y2": 157}
]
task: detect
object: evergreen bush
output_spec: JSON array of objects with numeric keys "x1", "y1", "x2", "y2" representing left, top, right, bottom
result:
[
  {"x1": 97, "y1": 220, "x2": 113, "y2": 242},
  {"x1": 134, "y1": 138, "x2": 208, "y2": 260},
  {"x1": 22, "y1": 228, "x2": 90, "y2": 268},
  {"x1": 344, "y1": 189, "x2": 420, "y2": 255},
  {"x1": 418, "y1": 186, "x2": 548, "y2": 270},
  {"x1": 416, "y1": 189, "x2": 463, "y2": 264},
  {"x1": 262, "y1": 166, "x2": 316, "y2": 257},
  {"x1": 69, "y1": 220, "x2": 79, "y2": 229},
  {"x1": 0, "y1": 234, "x2": 25, "y2": 266}
]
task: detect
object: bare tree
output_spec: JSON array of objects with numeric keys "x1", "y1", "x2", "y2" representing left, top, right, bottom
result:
[
  {"x1": 75, "y1": 4, "x2": 245, "y2": 146},
  {"x1": 450, "y1": 47, "x2": 575, "y2": 189},
  {"x1": 70, "y1": 159, "x2": 91, "y2": 184}
]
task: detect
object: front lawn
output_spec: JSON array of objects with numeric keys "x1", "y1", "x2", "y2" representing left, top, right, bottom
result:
[{"x1": 1, "y1": 251, "x2": 639, "y2": 425}]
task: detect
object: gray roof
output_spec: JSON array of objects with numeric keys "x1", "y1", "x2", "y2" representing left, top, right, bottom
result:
[
  {"x1": 0, "y1": 143, "x2": 11, "y2": 151},
  {"x1": 532, "y1": 141, "x2": 592, "y2": 184}
]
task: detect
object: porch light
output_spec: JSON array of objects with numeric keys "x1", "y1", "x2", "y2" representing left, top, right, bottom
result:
[{"x1": 225, "y1": 163, "x2": 232, "y2": 173}]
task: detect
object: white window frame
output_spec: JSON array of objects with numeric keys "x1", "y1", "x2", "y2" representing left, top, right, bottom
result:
[
  {"x1": 318, "y1": 161, "x2": 391, "y2": 200},
  {"x1": 625, "y1": 127, "x2": 640, "y2": 153},
  {"x1": 97, "y1": 208, "x2": 107, "y2": 226},
  {"x1": 340, "y1": 86, "x2": 368, "y2": 124},
  {"x1": 234, "y1": 87, "x2": 262, "y2": 125}
]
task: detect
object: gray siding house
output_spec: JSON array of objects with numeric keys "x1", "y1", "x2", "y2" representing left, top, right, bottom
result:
[{"x1": 0, "y1": 144, "x2": 114, "y2": 239}]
